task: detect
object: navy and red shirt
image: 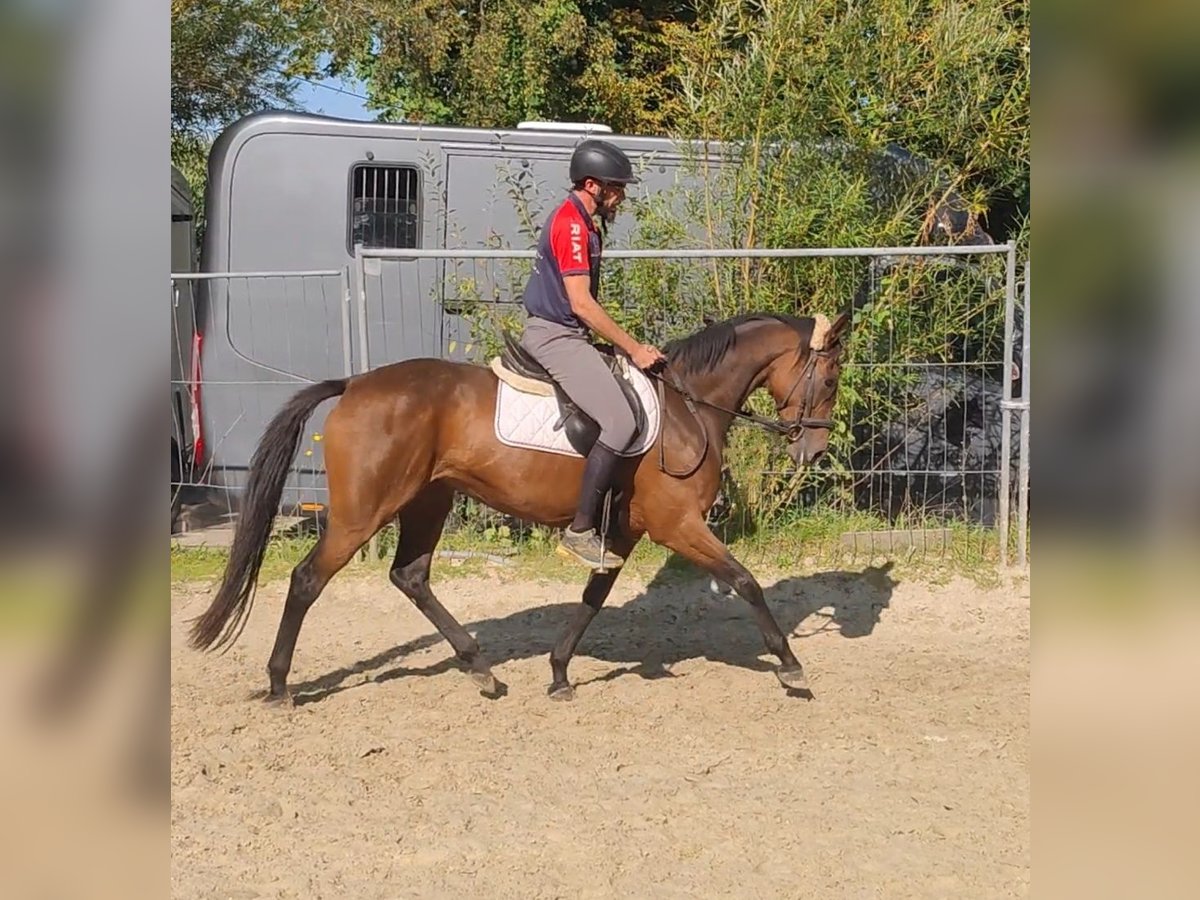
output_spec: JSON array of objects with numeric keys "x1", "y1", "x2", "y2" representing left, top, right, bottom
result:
[{"x1": 522, "y1": 193, "x2": 602, "y2": 329}]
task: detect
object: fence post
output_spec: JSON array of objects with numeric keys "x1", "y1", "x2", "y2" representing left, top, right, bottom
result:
[
  {"x1": 340, "y1": 265, "x2": 354, "y2": 379},
  {"x1": 352, "y1": 243, "x2": 369, "y2": 375},
  {"x1": 1017, "y1": 261, "x2": 1031, "y2": 568},
  {"x1": 351, "y1": 244, "x2": 382, "y2": 560},
  {"x1": 999, "y1": 243, "x2": 1017, "y2": 566}
]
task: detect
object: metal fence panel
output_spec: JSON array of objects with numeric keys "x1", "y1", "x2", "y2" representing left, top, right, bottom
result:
[
  {"x1": 170, "y1": 270, "x2": 350, "y2": 534},
  {"x1": 355, "y1": 245, "x2": 1024, "y2": 560},
  {"x1": 1017, "y1": 262, "x2": 1031, "y2": 567},
  {"x1": 173, "y1": 244, "x2": 1029, "y2": 568}
]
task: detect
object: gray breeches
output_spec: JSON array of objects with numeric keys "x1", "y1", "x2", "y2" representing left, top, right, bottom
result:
[{"x1": 520, "y1": 316, "x2": 637, "y2": 452}]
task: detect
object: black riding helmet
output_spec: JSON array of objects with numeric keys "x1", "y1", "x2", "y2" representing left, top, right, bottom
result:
[{"x1": 569, "y1": 139, "x2": 639, "y2": 186}]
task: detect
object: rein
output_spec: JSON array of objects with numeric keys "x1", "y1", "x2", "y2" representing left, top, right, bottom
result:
[{"x1": 646, "y1": 347, "x2": 837, "y2": 477}]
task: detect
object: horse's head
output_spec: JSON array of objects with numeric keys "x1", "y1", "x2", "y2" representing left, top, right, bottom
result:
[{"x1": 763, "y1": 312, "x2": 851, "y2": 468}]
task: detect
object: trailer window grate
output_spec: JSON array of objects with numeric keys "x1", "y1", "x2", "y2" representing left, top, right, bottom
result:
[{"x1": 350, "y1": 164, "x2": 420, "y2": 249}]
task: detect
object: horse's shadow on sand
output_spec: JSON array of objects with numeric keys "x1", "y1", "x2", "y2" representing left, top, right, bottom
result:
[{"x1": 290, "y1": 560, "x2": 898, "y2": 704}]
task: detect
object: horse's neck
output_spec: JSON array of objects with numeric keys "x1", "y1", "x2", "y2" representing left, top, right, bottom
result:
[{"x1": 686, "y1": 340, "x2": 779, "y2": 445}]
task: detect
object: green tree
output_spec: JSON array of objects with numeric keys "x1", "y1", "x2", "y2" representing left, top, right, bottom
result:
[
  {"x1": 660, "y1": 0, "x2": 1029, "y2": 244},
  {"x1": 171, "y1": 0, "x2": 324, "y2": 226},
  {"x1": 307, "y1": 0, "x2": 691, "y2": 133}
]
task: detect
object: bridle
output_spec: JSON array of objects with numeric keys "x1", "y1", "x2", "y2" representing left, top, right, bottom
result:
[
  {"x1": 771, "y1": 346, "x2": 839, "y2": 441},
  {"x1": 648, "y1": 341, "x2": 840, "y2": 477}
]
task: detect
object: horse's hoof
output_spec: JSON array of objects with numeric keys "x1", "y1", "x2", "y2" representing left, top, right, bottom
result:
[
  {"x1": 470, "y1": 671, "x2": 498, "y2": 695},
  {"x1": 548, "y1": 682, "x2": 575, "y2": 702},
  {"x1": 776, "y1": 665, "x2": 809, "y2": 692},
  {"x1": 263, "y1": 690, "x2": 294, "y2": 708}
]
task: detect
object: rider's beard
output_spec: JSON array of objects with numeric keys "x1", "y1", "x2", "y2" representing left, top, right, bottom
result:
[{"x1": 597, "y1": 195, "x2": 619, "y2": 224}]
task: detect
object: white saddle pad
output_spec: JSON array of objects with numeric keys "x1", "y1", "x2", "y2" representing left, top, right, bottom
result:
[{"x1": 493, "y1": 357, "x2": 661, "y2": 458}]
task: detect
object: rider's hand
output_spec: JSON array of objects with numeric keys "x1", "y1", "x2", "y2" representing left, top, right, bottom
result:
[{"x1": 630, "y1": 343, "x2": 667, "y2": 371}]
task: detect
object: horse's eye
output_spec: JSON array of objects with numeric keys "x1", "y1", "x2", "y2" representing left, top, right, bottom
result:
[{"x1": 825, "y1": 378, "x2": 836, "y2": 388}]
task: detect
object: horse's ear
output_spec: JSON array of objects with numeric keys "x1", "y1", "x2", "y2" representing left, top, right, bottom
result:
[
  {"x1": 809, "y1": 314, "x2": 831, "y2": 350},
  {"x1": 810, "y1": 311, "x2": 851, "y2": 351},
  {"x1": 827, "y1": 311, "x2": 851, "y2": 347}
]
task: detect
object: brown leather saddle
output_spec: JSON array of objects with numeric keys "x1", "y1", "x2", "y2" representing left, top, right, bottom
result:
[{"x1": 499, "y1": 331, "x2": 647, "y2": 456}]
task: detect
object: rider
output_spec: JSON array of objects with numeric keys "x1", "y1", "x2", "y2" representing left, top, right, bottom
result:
[{"x1": 519, "y1": 138, "x2": 666, "y2": 570}]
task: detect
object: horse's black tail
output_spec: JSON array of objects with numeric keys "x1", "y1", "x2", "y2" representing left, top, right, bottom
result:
[{"x1": 188, "y1": 378, "x2": 347, "y2": 653}]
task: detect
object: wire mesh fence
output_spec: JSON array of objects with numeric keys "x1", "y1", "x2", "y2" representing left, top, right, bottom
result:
[
  {"x1": 361, "y1": 244, "x2": 1023, "y2": 559},
  {"x1": 170, "y1": 244, "x2": 1029, "y2": 566},
  {"x1": 170, "y1": 269, "x2": 350, "y2": 540}
]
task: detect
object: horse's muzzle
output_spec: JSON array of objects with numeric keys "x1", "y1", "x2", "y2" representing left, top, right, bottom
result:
[{"x1": 789, "y1": 442, "x2": 826, "y2": 468}]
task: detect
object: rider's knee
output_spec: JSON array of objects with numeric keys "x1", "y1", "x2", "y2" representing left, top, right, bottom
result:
[{"x1": 602, "y1": 405, "x2": 637, "y2": 450}]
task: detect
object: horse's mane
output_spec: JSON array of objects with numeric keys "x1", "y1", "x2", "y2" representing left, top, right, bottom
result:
[{"x1": 663, "y1": 313, "x2": 813, "y2": 377}]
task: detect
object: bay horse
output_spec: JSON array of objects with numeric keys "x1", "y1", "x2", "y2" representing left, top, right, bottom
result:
[{"x1": 188, "y1": 310, "x2": 851, "y2": 701}]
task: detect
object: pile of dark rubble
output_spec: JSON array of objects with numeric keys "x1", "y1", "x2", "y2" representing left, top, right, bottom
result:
[{"x1": 850, "y1": 366, "x2": 1024, "y2": 526}]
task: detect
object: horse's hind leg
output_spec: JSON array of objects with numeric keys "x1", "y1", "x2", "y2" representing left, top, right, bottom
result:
[
  {"x1": 265, "y1": 516, "x2": 375, "y2": 703},
  {"x1": 389, "y1": 483, "x2": 502, "y2": 696}
]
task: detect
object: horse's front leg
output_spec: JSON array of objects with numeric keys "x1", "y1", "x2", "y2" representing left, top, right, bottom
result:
[
  {"x1": 653, "y1": 515, "x2": 808, "y2": 692},
  {"x1": 547, "y1": 534, "x2": 640, "y2": 701}
]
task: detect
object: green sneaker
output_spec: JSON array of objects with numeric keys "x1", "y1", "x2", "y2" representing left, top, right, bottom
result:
[{"x1": 556, "y1": 527, "x2": 625, "y2": 571}]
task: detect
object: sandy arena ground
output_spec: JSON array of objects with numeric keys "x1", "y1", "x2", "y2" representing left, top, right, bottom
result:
[{"x1": 171, "y1": 561, "x2": 1029, "y2": 898}]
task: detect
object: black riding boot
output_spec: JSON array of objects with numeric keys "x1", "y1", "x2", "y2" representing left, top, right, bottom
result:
[{"x1": 558, "y1": 443, "x2": 625, "y2": 570}]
